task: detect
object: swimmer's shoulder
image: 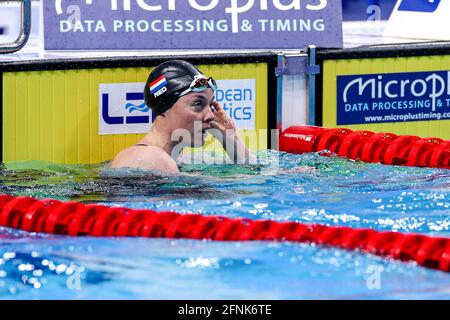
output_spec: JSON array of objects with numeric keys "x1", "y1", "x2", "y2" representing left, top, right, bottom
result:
[{"x1": 110, "y1": 144, "x2": 179, "y2": 173}]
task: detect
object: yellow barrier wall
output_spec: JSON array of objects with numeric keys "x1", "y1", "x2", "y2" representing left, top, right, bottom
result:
[
  {"x1": 2, "y1": 63, "x2": 268, "y2": 164},
  {"x1": 323, "y1": 55, "x2": 450, "y2": 139}
]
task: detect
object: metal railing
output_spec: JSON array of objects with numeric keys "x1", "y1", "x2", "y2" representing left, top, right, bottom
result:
[{"x1": 0, "y1": 0, "x2": 31, "y2": 54}]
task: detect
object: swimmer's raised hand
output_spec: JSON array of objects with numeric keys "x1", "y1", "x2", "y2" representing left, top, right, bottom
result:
[
  {"x1": 210, "y1": 100, "x2": 236, "y2": 133},
  {"x1": 208, "y1": 101, "x2": 256, "y2": 165}
]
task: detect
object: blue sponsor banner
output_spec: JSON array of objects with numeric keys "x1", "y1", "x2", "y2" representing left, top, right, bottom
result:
[
  {"x1": 398, "y1": 0, "x2": 441, "y2": 13},
  {"x1": 44, "y1": 0, "x2": 343, "y2": 50},
  {"x1": 337, "y1": 71, "x2": 450, "y2": 125}
]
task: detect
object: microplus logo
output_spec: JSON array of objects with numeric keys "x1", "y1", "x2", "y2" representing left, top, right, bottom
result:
[
  {"x1": 337, "y1": 71, "x2": 450, "y2": 125},
  {"x1": 99, "y1": 83, "x2": 153, "y2": 135},
  {"x1": 342, "y1": 72, "x2": 450, "y2": 112},
  {"x1": 398, "y1": 0, "x2": 441, "y2": 13},
  {"x1": 45, "y1": 1, "x2": 342, "y2": 50},
  {"x1": 54, "y1": 0, "x2": 328, "y2": 33}
]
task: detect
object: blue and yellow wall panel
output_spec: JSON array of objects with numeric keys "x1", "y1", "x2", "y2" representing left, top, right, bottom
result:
[
  {"x1": 2, "y1": 63, "x2": 268, "y2": 164},
  {"x1": 322, "y1": 55, "x2": 450, "y2": 139}
]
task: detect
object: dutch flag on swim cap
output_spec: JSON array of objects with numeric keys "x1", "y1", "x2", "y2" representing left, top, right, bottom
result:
[{"x1": 149, "y1": 75, "x2": 168, "y2": 94}]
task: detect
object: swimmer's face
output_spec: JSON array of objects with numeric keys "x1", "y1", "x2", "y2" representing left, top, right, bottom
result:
[{"x1": 165, "y1": 88, "x2": 215, "y2": 148}]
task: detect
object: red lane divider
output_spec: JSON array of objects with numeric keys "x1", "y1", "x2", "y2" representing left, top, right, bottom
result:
[
  {"x1": 279, "y1": 126, "x2": 450, "y2": 169},
  {"x1": 0, "y1": 194, "x2": 449, "y2": 272}
]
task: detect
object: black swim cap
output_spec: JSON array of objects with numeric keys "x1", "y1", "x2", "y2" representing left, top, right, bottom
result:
[{"x1": 144, "y1": 60, "x2": 204, "y2": 116}]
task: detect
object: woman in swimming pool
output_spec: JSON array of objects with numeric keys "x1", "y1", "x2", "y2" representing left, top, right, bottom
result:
[{"x1": 111, "y1": 60, "x2": 254, "y2": 173}]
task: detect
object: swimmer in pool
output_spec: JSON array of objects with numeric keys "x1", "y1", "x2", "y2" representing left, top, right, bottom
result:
[{"x1": 111, "y1": 60, "x2": 254, "y2": 173}]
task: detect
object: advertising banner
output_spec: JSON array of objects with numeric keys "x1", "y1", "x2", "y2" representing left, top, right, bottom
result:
[
  {"x1": 99, "y1": 79, "x2": 257, "y2": 135},
  {"x1": 44, "y1": 0, "x2": 343, "y2": 50},
  {"x1": 322, "y1": 55, "x2": 450, "y2": 140},
  {"x1": 337, "y1": 71, "x2": 450, "y2": 125}
]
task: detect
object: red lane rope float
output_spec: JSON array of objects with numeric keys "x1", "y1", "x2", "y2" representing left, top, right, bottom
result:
[
  {"x1": 0, "y1": 194, "x2": 449, "y2": 272},
  {"x1": 279, "y1": 126, "x2": 450, "y2": 169}
]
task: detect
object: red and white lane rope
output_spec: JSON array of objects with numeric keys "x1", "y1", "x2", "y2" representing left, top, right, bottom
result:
[
  {"x1": 0, "y1": 194, "x2": 449, "y2": 272},
  {"x1": 279, "y1": 126, "x2": 450, "y2": 169}
]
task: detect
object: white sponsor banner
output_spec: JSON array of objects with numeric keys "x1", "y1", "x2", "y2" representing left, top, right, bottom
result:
[
  {"x1": 99, "y1": 79, "x2": 256, "y2": 135},
  {"x1": 216, "y1": 79, "x2": 256, "y2": 130},
  {"x1": 384, "y1": 0, "x2": 450, "y2": 41}
]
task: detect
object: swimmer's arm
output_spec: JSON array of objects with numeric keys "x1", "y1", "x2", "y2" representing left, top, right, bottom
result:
[
  {"x1": 222, "y1": 132, "x2": 257, "y2": 164},
  {"x1": 110, "y1": 146, "x2": 180, "y2": 173},
  {"x1": 209, "y1": 101, "x2": 256, "y2": 164}
]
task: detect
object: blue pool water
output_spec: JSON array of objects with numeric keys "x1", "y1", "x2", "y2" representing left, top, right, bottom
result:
[{"x1": 0, "y1": 151, "x2": 449, "y2": 299}]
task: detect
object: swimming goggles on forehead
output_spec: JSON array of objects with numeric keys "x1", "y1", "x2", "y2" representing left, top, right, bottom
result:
[{"x1": 179, "y1": 75, "x2": 217, "y2": 97}]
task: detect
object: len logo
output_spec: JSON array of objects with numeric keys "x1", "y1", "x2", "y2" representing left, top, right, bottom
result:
[{"x1": 102, "y1": 92, "x2": 151, "y2": 125}]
